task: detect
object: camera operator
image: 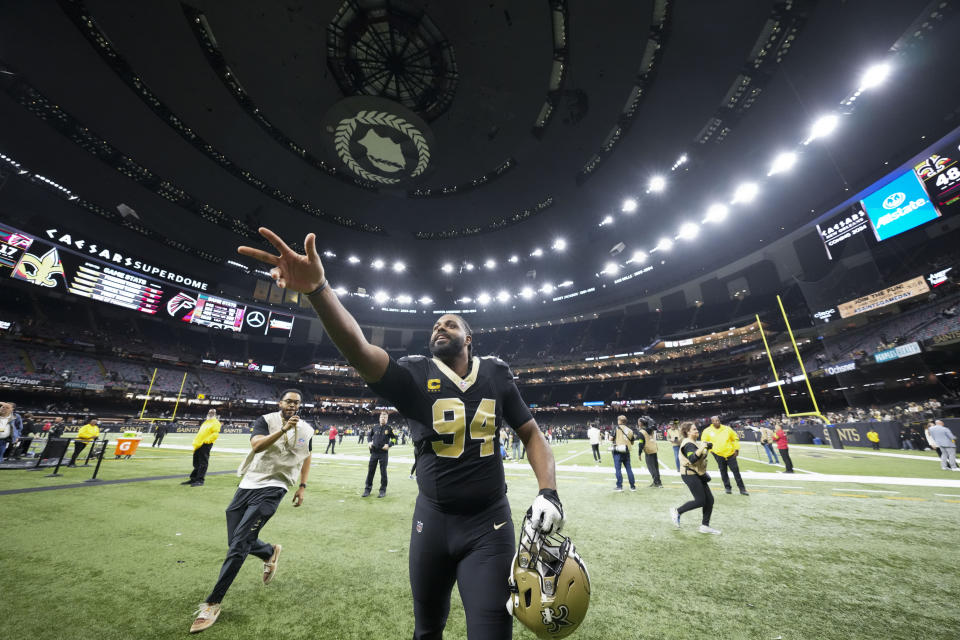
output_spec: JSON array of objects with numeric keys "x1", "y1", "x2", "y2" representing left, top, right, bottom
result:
[{"x1": 670, "y1": 422, "x2": 721, "y2": 535}]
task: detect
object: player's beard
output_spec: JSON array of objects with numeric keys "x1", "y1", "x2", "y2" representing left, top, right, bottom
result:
[{"x1": 430, "y1": 333, "x2": 464, "y2": 359}]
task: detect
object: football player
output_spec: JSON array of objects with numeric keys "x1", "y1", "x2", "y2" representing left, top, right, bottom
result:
[{"x1": 239, "y1": 228, "x2": 564, "y2": 639}]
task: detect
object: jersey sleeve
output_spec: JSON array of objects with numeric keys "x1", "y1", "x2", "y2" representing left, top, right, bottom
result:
[
  {"x1": 681, "y1": 442, "x2": 700, "y2": 462},
  {"x1": 498, "y1": 362, "x2": 533, "y2": 429},
  {"x1": 367, "y1": 357, "x2": 423, "y2": 417},
  {"x1": 250, "y1": 416, "x2": 269, "y2": 438}
]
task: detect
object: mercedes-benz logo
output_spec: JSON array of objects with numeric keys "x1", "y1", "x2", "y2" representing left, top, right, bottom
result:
[{"x1": 246, "y1": 311, "x2": 265, "y2": 328}]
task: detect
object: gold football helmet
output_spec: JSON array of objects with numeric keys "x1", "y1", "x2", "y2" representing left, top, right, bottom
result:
[{"x1": 507, "y1": 513, "x2": 590, "y2": 639}]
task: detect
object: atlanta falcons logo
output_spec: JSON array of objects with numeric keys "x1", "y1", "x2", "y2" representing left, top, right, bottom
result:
[{"x1": 167, "y1": 292, "x2": 197, "y2": 319}]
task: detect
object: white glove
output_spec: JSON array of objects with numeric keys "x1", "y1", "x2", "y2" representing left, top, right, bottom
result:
[{"x1": 529, "y1": 489, "x2": 564, "y2": 535}]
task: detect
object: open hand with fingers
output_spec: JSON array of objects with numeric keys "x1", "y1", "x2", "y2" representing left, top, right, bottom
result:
[{"x1": 238, "y1": 227, "x2": 325, "y2": 294}]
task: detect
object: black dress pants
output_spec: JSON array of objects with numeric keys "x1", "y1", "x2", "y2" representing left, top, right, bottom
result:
[
  {"x1": 190, "y1": 443, "x2": 212, "y2": 483},
  {"x1": 645, "y1": 452, "x2": 662, "y2": 486},
  {"x1": 712, "y1": 453, "x2": 746, "y2": 491},
  {"x1": 780, "y1": 447, "x2": 794, "y2": 473},
  {"x1": 365, "y1": 452, "x2": 388, "y2": 491}
]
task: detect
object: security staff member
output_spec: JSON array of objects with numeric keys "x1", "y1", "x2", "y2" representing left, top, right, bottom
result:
[
  {"x1": 152, "y1": 422, "x2": 168, "y2": 447},
  {"x1": 636, "y1": 417, "x2": 662, "y2": 488},
  {"x1": 867, "y1": 429, "x2": 880, "y2": 450},
  {"x1": 666, "y1": 422, "x2": 682, "y2": 472},
  {"x1": 701, "y1": 416, "x2": 749, "y2": 495},
  {"x1": 67, "y1": 417, "x2": 99, "y2": 466},
  {"x1": 363, "y1": 411, "x2": 394, "y2": 498},
  {"x1": 670, "y1": 422, "x2": 720, "y2": 534},
  {"x1": 184, "y1": 410, "x2": 220, "y2": 486}
]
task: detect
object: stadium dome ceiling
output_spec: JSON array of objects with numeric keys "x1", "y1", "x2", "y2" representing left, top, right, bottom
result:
[{"x1": 1, "y1": 0, "x2": 959, "y2": 321}]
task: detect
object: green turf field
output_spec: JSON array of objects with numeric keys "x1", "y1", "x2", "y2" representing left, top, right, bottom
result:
[{"x1": 2, "y1": 435, "x2": 959, "y2": 639}]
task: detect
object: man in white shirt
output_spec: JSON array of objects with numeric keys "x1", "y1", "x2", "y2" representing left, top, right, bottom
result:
[
  {"x1": 190, "y1": 389, "x2": 313, "y2": 633},
  {"x1": 587, "y1": 424, "x2": 602, "y2": 463},
  {"x1": 927, "y1": 420, "x2": 958, "y2": 471}
]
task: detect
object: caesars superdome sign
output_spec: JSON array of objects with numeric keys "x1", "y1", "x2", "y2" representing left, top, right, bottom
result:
[{"x1": 322, "y1": 96, "x2": 435, "y2": 186}]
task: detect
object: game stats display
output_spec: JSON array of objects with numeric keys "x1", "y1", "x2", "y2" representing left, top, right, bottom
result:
[{"x1": 1, "y1": 224, "x2": 294, "y2": 337}]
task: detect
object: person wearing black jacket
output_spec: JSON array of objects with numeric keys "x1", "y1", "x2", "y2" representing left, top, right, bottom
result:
[
  {"x1": 152, "y1": 422, "x2": 168, "y2": 447},
  {"x1": 670, "y1": 421, "x2": 721, "y2": 535},
  {"x1": 363, "y1": 411, "x2": 394, "y2": 498}
]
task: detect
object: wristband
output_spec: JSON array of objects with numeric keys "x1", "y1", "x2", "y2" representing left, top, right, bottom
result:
[
  {"x1": 307, "y1": 280, "x2": 328, "y2": 296},
  {"x1": 299, "y1": 483, "x2": 307, "y2": 489}
]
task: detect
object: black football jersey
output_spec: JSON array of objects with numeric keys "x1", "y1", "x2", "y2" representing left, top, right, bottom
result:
[{"x1": 368, "y1": 354, "x2": 533, "y2": 514}]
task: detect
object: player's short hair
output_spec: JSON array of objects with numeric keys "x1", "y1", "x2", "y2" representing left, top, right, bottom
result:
[
  {"x1": 679, "y1": 421, "x2": 697, "y2": 438},
  {"x1": 280, "y1": 388, "x2": 303, "y2": 401}
]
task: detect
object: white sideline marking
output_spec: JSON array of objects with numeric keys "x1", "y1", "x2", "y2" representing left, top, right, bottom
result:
[
  {"x1": 557, "y1": 450, "x2": 588, "y2": 464},
  {"x1": 790, "y1": 445, "x2": 940, "y2": 461},
  {"x1": 735, "y1": 453, "x2": 817, "y2": 475},
  {"x1": 934, "y1": 493, "x2": 960, "y2": 497},
  {"x1": 747, "y1": 484, "x2": 803, "y2": 489},
  {"x1": 831, "y1": 488, "x2": 898, "y2": 494}
]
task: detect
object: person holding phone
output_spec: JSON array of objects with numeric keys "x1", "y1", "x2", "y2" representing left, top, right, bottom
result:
[{"x1": 190, "y1": 389, "x2": 313, "y2": 633}]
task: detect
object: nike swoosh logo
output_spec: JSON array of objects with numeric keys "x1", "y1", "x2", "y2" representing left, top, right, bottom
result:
[{"x1": 493, "y1": 521, "x2": 506, "y2": 530}]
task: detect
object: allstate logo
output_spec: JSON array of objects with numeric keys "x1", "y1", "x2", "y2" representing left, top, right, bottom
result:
[{"x1": 882, "y1": 192, "x2": 905, "y2": 209}]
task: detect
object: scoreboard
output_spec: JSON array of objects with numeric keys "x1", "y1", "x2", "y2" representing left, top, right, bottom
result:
[
  {"x1": 4, "y1": 222, "x2": 294, "y2": 337},
  {"x1": 69, "y1": 262, "x2": 163, "y2": 314}
]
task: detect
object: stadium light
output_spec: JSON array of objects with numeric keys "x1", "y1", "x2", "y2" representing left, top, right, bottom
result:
[
  {"x1": 621, "y1": 198, "x2": 638, "y2": 213},
  {"x1": 333, "y1": 286, "x2": 348, "y2": 296},
  {"x1": 392, "y1": 261, "x2": 406, "y2": 273},
  {"x1": 441, "y1": 262, "x2": 453, "y2": 273},
  {"x1": 599, "y1": 215, "x2": 614, "y2": 227},
  {"x1": 496, "y1": 290, "x2": 511, "y2": 303},
  {"x1": 558, "y1": 280, "x2": 573, "y2": 288},
  {"x1": 485, "y1": 259, "x2": 497, "y2": 270},
  {"x1": 768, "y1": 152, "x2": 797, "y2": 176},
  {"x1": 655, "y1": 237, "x2": 673, "y2": 252},
  {"x1": 373, "y1": 290, "x2": 389, "y2": 303},
  {"x1": 520, "y1": 286, "x2": 535, "y2": 299},
  {"x1": 704, "y1": 203, "x2": 729, "y2": 223},
  {"x1": 603, "y1": 261, "x2": 620, "y2": 275},
  {"x1": 678, "y1": 222, "x2": 699, "y2": 240},
  {"x1": 371, "y1": 258, "x2": 385, "y2": 270},
  {"x1": 648, "y1": 175, "x2": 666, "y2": 193},
  {"x1": 477, "y1": 292, "x2": 492, "y2": 306},
  {"x1": 671, "y1": 154, "x2": 688, "y2": 170},
  {"x1": 347, "y1": 255, "x2": 360, "y2": 264},
  {"x1": 508, "y1": 255, "x2": 519, "y2": 263},
  {"x1": 396, "y1": 294, "x2": 413, "y2": 305},
  {"x1": 859, "y1": 62, "x2": 891, "y2": 91},
  {"x1": 731, "y1": 182, "x2": 758, "y2": 204},
  {"x1": 805, "y1": 114, "x2": 839, "y2": 144},
  {"x1": 530, "y1": 248, "x2": 544, "y2": 257},
  {"x1": 629, "y1": 250, "x2": 647, "y2": 264},
  {"x1": 465, "y1": 262, "x2": 475, "y2": 271},
  {"x1": 552, "y1": 238, "x2": 567, "y2": 252},
  {"x1": 323, "y1": 250, "x2": 336, "y2": 258},
  {"x1": 418, "y1": 296, "x2": 433, "y2": 305},
  {"x1": 541, "y1": 282, "x2": 555, "y2": 294}
]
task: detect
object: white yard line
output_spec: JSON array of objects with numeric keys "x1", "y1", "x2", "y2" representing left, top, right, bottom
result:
[
  {"x1": 789, "y1": 445, "x2": 940, "y2": 461},
  {"x1": 733, "y1": 453, "x2": 818, "y2": 475},
  {"x1": 831, "y1": 488, "x2": 899, "y2": 493},
  {"x1": 556, "y1": 450, "x2": 589, "y2": 464},
  {"x1": 934, "y1": 493, "x2": 960, "y2": 497}
]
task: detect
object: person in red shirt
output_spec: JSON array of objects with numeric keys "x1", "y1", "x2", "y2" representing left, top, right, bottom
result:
[
  {"x1": 324, "y1": 426, "x2": 338, "y2": 454},
  {"x1": 773, "y1": 424, "x2": 794, "y2": 473}
]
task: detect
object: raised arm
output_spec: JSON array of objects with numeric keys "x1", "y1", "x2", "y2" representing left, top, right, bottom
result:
[{"x1": 238, "y1": 227, "x2": 389, "y2": 382}]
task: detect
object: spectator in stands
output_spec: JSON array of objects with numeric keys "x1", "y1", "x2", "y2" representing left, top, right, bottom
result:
[
  {"x1": 0, "y1": 402, "x2": 23, "y2": 462},
  {"x1": 669, "y1": 421, "x2": 720, "y2": 535},
  {"x1": 325, "y1": 425, "x2": 338, "y2": 454},
  {"x1": 363, "y1": 411, "x2": 393, "y2": 498},
  {"x1": 190, "y1": 389, "x2": 313, "y2": 633},
  {"x1": 666, "y1": 422, "x2": 682, "y2": 472},
  {"x1": 67, "y1": 417, "x2": 99, "y2": 466},
  {"x1": 612, "y1": 415, "x2": 636, "y2": 492},
  {"x1": 927, "y1": 420, "x2": 958, "y2": 471},
  {"x1": 184, "y1": 410, "x2": 220, "y2": 487},
  {"x1": 152, "y1": 422, "x2": 168, "y2": 447},
  {"x1": 637, "y1": 417, "x2": 662, "y2": 488},
  {"x1": 773, "y1": 424, "x2": 794, "y2": 473},
  {"x1": 866, "y1": 428, "x2": 880, "y2": 450},
  {"x1": 701, "y1": 416, "x2": 748, "y2": 496},
  {"x1": 587, "y1": 424, "x2": 601, "y2": 463}
]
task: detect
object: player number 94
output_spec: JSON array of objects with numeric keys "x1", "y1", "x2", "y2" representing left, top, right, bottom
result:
[{"x1": 431, "y1": 398, "x2": 497, "y2": 458}]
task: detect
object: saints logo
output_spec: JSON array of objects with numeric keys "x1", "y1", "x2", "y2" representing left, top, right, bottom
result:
[
  {"x1": 14, "y1": 248, "x2": 64, "y2": 288},
  {"x1": 541, "y1": 605, "x2": 572, "y2": 634}
]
